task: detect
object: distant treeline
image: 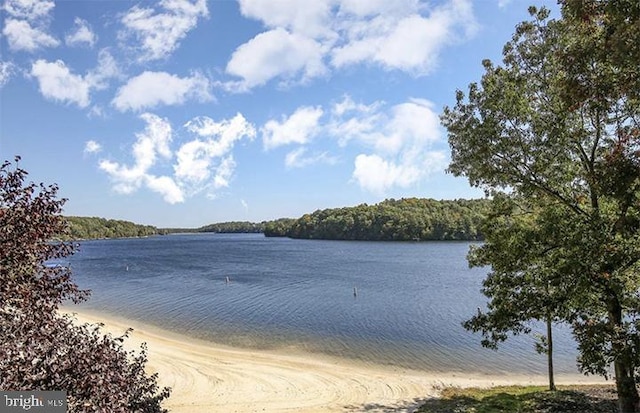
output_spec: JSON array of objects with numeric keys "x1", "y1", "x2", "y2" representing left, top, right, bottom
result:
[
  {"x1": 162, "y1": 221, "x2": 266, "y2": 234},
  {"x1": 264, "y1": 198, "x2": 490, "y2": 241},
  {"x1": 197, "y1": 221, "x2": 264, "y2": 233},
  {"x1": 65, "y1": 216, "x2": 160, "y2": 240},
  {"x1": 66, "y1": 198, "x2": 490, "y2": 241}
]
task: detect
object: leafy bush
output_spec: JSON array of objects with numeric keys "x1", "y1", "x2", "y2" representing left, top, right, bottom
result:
[{"x1": 0, "y1": 157, "x2": 171, "y2": 412}]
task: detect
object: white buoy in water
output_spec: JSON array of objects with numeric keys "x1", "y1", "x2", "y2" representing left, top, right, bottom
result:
[{"x1": 226, "y1": 276, "x2": 230, "y2": 284}]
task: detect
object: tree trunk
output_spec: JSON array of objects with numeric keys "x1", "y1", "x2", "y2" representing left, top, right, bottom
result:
[
  {"x1": 546, "y1": 315, "x2": 556, "y2": 391},
  {"x1": 615, "y1": 359, "x2": 639, "y2": 413},
  {"x1": 609, "y1": 295, "x2": 639, "y2": 413}
]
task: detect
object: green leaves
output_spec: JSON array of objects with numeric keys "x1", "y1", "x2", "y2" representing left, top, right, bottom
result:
[{"x1": 444, "y1": 2, "x2": 640, "y2": 409}]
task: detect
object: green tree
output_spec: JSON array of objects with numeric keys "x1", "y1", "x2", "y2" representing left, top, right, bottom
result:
[
  {"x1": 462, "y1": 195, "x2": 573, "y2": 391},
  {"x1": 442, "y1": 3, "x2": 640, "y2": 412},
  {"x1": 0, "y1": 157, "x2": 171, "y2": 412}
]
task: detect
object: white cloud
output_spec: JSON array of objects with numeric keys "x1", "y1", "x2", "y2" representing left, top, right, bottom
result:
[
  {"x1": 173, "y1": 139, "x2": 211, "y2": 183},
  {"x1": 352, "y1": 151, "x2": 446, "y2": 194},
  {"x1": 98, "y1": 113, "x2": 256, "y2": 203},
  {"x1": 146, "y1": 175, "x2": 184, "y2": 204},
  {"x1": 30, "y1": 60, "x2": 91, "y2": 107},
  {"x1": 0, "y1": 61, "x2": 15, "y2": 87},
  {"x1": 2, "y1": 0, "x2": 58, "y2": 51},
  {"x1": 3, "y1": 18, "x2": 59, "y2": 51},
  {"x1": 66, "y1": 17, "x2": 97, "y2": 47},
  {"x1": 176, "y1": 114, "x2": 256, "y2": 193},
  {"x1": 352, "y1": 154, "x2": 419, "y2": 194},
  {"x1": 378, "y1": 98, "x2": 441, "y2": 153},
  {"x1": 330, "y1": 96, "x2": 441, "y2": 153},
  {"x1": 225, "y1": 0, "x2": 477, "y2": 90},
  {"x1": 212, "y1": 156, "x2": 235, "y2": 189},
  {"x1": 112, "y1": 71, "x2": 212, "y2": 112},
  {"x1": 84, "y1": 140, "x2": 102, "y2": 154},
  {"x1": 262, "y1": 106, "x2": 324, "y2": 150},
  {"x1": 328, "y1": 97, "x2": 385, "y2": 147},
  {"x1": 264, "y1": 96, "x2": 447, "y2": 193},
  {"x1": 119, "y1": 0, "x2": 208, "y2": 62},
  {"x1": 225, "y1": 28, "x2": 327, "y2": 91},
  {"x1": 331, "y1": 97, "x2": 448, "y2": 192},
  {"x1": 238, "y1": 0, "x2": 334, "y2": 38},
  {"x1": 331, "y1": 94, "x2": 381, "y2": 117},
  {"x1": 285, "y1": 147, "x2": 337, "y2": 168},
  {"x1": 332, "y1": 0, "x2": 477, "y2": 74},
  {"x1": 99, "y1": 113, "x2": 182, "y2": 202},
  {"x1": 342, "y1": 98, "x2": 448, "y2": 193},
  {"x1": 4, "y1": 0, "x2": 55, "y2": 20},
  {"x1": 85, "y1": 49, "x2": 121, "y2": 90},
  {"x1": 30, "y1": 51, "x2": 119, "y2": 108},
  {"x1": 337, "y1": 0, "x2": 417, "y2": 18}
]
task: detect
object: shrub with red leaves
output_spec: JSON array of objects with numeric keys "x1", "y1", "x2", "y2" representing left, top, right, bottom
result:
[{"x1": 0, "y1": 157, "x2": 171, "y2": 412}]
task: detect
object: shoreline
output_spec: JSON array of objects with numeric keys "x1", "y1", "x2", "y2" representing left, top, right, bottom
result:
[{"x1": 60, "y1": 308, "x2": 604, "y2": 413}]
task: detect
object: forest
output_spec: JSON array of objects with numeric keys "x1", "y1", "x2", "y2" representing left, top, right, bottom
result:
[
  {"x1": 197, "y1": 221, "x2": 264, "y2": 233},
  {"x1": 64, "y1": 198, "x2": 490, "y2": 241},
  {"x1": 264, "y1": 198, "x2": 490, "y2": 241},
  {"x1": 64, "y1": 216, "x2": 160, "y2": 240}
]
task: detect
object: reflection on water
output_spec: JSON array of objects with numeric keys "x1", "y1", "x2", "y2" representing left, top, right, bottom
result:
[{"x1": 65, "y1": 233, "x2": 579, "y2": 374}]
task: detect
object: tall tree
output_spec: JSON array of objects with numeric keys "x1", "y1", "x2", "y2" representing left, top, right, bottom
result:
[
  {"x1": 0, "y1": 157, "x2": 171, "y2": 412},
  {"x1": 442, "y1": 3, "x2": 640, "y2": 412}
]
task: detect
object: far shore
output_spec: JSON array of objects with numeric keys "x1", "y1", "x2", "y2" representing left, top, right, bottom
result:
[{"x1": 60, "y1": 308, "x2": 605, "y2": 413}]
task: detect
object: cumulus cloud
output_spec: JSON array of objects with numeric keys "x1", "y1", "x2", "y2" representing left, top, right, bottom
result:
[
  {"x1": 2, "y1": 0, "x2": 58, "y2": 51},
  {"x1": 225, "y1": 0, "x2": 477, "y2": 90},
  {"x1": 98, "y1": 113, "x2": 256, "y2": 203},
  {"x1": 30, "y1": 50, "x2": 119, "y2": 108},
  {"x1": 332, "y1": 0, "x2": 476, "y2": 74},
  {"x1": 352, "y1": 151, "x2": 446, "y2": 194},
  {"x1": 225, "y1": 28, "x2": 326, "y2": 91},
  {"x1": 65, "y1": 17, "x2": 97, "y2": 47},
  {"x1": 262, "y1": 106, "x2": 323, "y2": 150},
  {"x1": 84, "y1": 140, "x2": 102, "y2": 154},
  {"x1": 352, "y1": 154, "x2": 419, "y2": 194},
  {"x1": 112, "y1": 71, "x2": 212, "y2": 112},
  {"x1": 145, "y1": 175, "x2": 184, "y2": 204},
  {"x1": 119, "y1": 0, "x2": 208, "y2": 62},
  {"x1": 238, "y1": 0, "x2": 334, "y2": 38},
  {"x1": 331, "y1": 96, "x2": 448, "y2": 192},
  {"x1": 330, "y1": 96, "x2": 444, "y2": 186},
  {"x1": 176, "y1": 114, "x2": 256, "y2": 193},
  {"x1": 261, "y1": 95, "x2": 448, "y2": 194},
  {"x1": 99, "y1": 113, "x2": 180, "y2": 202},
  {"x1": 3, "y1": 18, "x2": 59, "y2": 51},
  {"x1": 30, "y1": 60, "x2": 91, "y2": 107}
]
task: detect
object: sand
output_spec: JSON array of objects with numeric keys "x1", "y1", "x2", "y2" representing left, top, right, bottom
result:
[{"x1": 63, "y1": 310, "x2": 603, "y2": 413}]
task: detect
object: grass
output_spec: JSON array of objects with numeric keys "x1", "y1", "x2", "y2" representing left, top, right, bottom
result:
[{"x1": 416, "y1": 385, "x2": 618, "y2": 413}]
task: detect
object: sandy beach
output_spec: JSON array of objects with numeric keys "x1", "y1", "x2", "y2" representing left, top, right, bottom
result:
[{"x1": 64, "y1": 310, "x2": 602, "y2": 413}]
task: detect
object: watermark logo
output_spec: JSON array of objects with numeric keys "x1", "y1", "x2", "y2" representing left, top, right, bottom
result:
[{"x1": 0, "y1": 392, "x2": 66, "y2": 413}]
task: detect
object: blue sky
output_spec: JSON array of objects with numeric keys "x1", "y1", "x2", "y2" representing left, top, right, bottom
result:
[{"x1": 0, "y1": 0, "x2": 557, "y2": 227}]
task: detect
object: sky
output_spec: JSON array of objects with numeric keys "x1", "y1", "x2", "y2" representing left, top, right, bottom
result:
[{"x1": 0, "y1": 0, "x2": 559, "y2": 227}]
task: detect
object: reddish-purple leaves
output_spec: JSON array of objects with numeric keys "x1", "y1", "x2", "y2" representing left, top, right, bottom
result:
[{"x1": 0, "y1": 157, "x2": 171, "y2": 412}]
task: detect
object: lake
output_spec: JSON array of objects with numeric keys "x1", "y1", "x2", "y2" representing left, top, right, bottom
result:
[{"x1": 65, "y1": 233, "x2": 580, "y2": 375}]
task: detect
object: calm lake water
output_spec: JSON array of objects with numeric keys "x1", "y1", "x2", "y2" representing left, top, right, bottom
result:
[{"x1": 64, "y1": 233, "x2": 580, "y2": 374}]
